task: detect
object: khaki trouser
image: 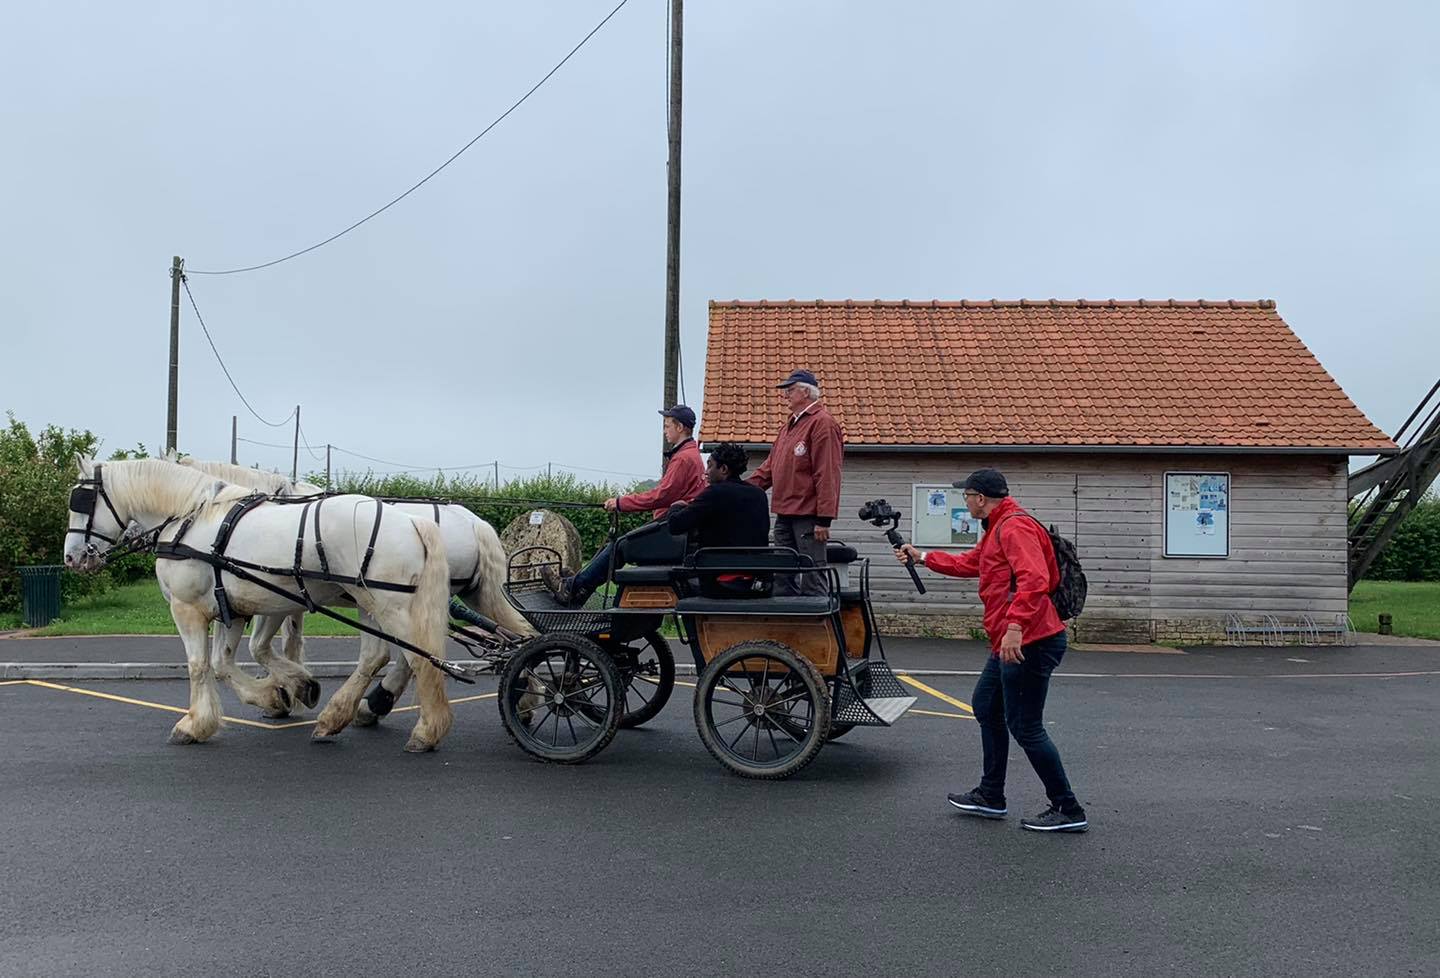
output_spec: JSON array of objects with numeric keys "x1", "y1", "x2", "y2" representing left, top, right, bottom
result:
[{"x1": 773, "y1": 515, "x2": 827, "y2": 596}]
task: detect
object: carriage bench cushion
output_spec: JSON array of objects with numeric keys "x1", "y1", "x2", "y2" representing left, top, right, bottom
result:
[
  {"x1": 674, "y1": 595, "x2": 836, "y2": 616},
  {"x1": 612, "y1": 566, "x2": 677, "y2": 586},
  {"x1": 825, "y1": 542, "x2": 859, "y2": 564}
]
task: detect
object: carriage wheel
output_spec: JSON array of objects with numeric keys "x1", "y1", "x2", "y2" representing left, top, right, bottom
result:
[
  {"x1": 770, "y1": 676, "x2": 853, "y2": 742},
  {"x1": 498, "y1": 634, "x2": 621, "y2": 764},
  {"x1": 609, "y1": 631, "x2": 676, "y2": 729},
  {"x1": 694, "y1": 640, "x2": 830, "y2": 780}
]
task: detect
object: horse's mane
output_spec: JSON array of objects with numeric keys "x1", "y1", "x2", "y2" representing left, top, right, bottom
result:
[
  {"x1": 176, "y1": 457, "x2": 293, "y2": 494},
  {"x1": 102, "y1": 458, "x2": 254, "y2": 518}
]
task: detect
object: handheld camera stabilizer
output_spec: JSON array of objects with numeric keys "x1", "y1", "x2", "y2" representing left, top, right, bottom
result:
[{"x1": 858, "y1": 499, "x2": 926, "y2": 595}]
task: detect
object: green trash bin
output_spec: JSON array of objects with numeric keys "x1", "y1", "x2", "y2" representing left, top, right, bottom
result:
[{"x1": 19, "y1": 565, "x2": 64, "y2": 627}]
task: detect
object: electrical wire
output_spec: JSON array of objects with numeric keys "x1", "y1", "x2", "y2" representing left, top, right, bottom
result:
[
  {"x1": 187, "y1": 0, "x2": 632, "y2": 276},
  {"x1": 182, "y1": 276, "x2": 296, "y2": 427}
]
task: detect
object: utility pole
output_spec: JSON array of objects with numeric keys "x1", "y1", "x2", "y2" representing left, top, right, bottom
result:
[
  {"x1": 230, "y1": 416, "x2": 237, "y2": 464},
  {"x1": 662, "y1": 0, "x2": 683, "y2": 431},
  {"x1": 494, "y1": 460, "x2": 500, "y2": 490},
  {"x1": 325, "y1": 444, "x2": 332, "y2": 488},
  {"x1": 291, "y1": 405, "x2": 300, "y2": 483},
  {"x1": 166, "y1": 256, "x2": 183, "y2": 454}
]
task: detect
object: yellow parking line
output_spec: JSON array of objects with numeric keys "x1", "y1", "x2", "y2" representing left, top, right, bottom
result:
[
  {"x1": 390, "y1": 692, "x2": 497, "y2": 714},
  {"x1": 909, "y1": 707, "x2": 973, "y2": 720},
  {"x1": 899, "y1": 675, "x2": 973, "y2": 713},
  {"x1": 0, "y1": 680, "x2": 31, "y2": 686},
  {"x1": 21, "y1": 679, "x2": 495, "y2": 731}
]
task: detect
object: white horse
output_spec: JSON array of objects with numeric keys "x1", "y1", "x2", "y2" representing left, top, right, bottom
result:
[
  {"x1": 172, "y1": 457, "x2": 534, "y2": 724},
  {"x1": 62, "y1": 457, "x2": 454, "y2": 752}
]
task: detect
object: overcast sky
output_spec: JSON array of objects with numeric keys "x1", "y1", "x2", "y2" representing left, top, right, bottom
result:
[{"x1": 2, "y1": 0, "x2": 1435, "y2": 483}]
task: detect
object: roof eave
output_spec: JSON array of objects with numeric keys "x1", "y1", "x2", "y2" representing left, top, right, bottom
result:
[{"x1": 705, "y1": 441, "x2": 1399, "y2": 457}]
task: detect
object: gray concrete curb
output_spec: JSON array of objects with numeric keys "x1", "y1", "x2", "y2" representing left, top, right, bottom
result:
[{"x1": 1, "y1": 660, "x2": 977, "y2": 680}]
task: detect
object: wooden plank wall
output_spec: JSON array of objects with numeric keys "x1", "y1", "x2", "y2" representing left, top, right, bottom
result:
[{"x1": 745, "y1": 450, "x2": 1349, "y2": 640}]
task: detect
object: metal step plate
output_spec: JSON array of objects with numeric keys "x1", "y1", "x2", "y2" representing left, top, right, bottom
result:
[{"x1": 862, "y1": 695, "x2": 916, "y2": 725}]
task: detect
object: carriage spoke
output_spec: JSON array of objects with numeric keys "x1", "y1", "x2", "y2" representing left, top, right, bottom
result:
[
  {"x1": 767, "y1": 724, "x2": 783, "y2": 758},
  {"x1": 519, "y1": 668, "x2": 556, "y2": 698},
  {"x1": 718, "y1": 675, "x2": 753, "y2": 706},
  {"x1": 750, "y1": 720, "x2": 762, "y2": 761},
  {"x1": 726, "y1": 715, "x2": 756, "y2": 752},
  {"x1": 712, "y1": 711, "x2": 752, "y2": 729},
  {"x1": 564, "y1": 713, "x2": 578, "y2": 745}
]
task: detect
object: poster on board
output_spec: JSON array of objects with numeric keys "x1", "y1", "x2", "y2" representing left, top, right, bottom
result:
[
  {"x1": 912, "y1": 485, "x2": 983, "y2": 549},
  {"x1": 1164, "y1": 472, "x2": 1229, "y2": 557}
]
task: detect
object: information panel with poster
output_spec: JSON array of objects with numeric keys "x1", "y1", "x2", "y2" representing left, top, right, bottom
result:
[
  {"x1": 1164, "y1": 472, "x2": 1230, "y2": 558},
  {"x1": 911, "y1": 484, "x2": 983, "y2": 549}
]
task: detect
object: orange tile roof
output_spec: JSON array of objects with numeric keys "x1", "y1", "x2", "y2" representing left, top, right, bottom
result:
[{"x1": 701, "y1": 300, "x2": 1394, "y2": 452}]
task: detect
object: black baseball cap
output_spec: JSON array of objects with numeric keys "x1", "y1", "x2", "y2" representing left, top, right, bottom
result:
[
  {"x1": 776, "y1": 369, "x2": 819, "y2": 389},
  {"x1": 659, "y1": 404, "x2": 697, "y2": 428},
  {"x1": 953, "y1": 468, "x2": 1009, "y2": 497}
]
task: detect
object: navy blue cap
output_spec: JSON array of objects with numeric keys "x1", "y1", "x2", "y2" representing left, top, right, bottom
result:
[
  {"x1": 776, "y1": 369, "x2": 819, "y2": 389},
  {"x1": 952, "y1": 468, "x2": 1009, "y2": 497},
  {"x1": 659, "y1": 404, "x2": 697, "y2": 428}
]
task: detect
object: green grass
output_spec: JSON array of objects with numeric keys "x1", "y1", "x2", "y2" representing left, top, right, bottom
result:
[
  {"x1": 10, "y1": 580, "x2": 364, "y2": 637},
  {"x1": 1350, "y1": 580, "x2": 1440, "y2": 640}
]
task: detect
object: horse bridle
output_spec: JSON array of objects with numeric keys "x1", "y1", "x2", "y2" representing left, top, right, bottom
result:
[{"x1": 66, "y1": 463, "x2": 129, "y2": 557}]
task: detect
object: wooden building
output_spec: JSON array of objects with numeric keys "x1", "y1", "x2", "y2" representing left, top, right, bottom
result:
[{"x1": 699, "y1": 299, "x2": 1396, "y2": 643}]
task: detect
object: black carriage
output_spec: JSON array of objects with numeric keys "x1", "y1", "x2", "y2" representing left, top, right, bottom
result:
[{"x1": 492, "y1": 521, "x2": 917, "y2": 779}]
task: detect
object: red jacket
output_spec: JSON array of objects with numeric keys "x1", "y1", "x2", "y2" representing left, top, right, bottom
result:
[
  {"x1": 921, "y1": 496, "x2": 1066, "y2": 653},
  {"x1": 747, "y1": 403, "x2": 844, "y2": 525},
  {"x1": 618, "y1": 438, "x2": 706, "y2": 521}
]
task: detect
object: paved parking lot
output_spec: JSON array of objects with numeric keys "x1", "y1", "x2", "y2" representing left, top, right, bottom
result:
[{"x1": 1, "y1": 642, "x2": 1437, "y2": 977}]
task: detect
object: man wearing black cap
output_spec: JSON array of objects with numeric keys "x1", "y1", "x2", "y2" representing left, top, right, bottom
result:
[
  {"x1": 555, "y1": 405, "x2": 706, "y2": 606},
  {"x1": 747, "y1": 369, "x2": 845, "y2": 596},
  {"x1": 897, "y1": 468, "x2": 1088, "y2": 833}
]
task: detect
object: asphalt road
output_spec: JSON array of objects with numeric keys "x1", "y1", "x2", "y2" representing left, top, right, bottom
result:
[{"x1": 1, "y1": 646, "x2": 1437, "y2": 977}]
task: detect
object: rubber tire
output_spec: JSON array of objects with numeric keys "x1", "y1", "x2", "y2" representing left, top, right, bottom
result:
[
  {"x1": 498, "y1": 633, "x2": 622, "y2": 764},
  {"x1": 614, "y1": 631, "x2": 676, "y2": 729},
  {"x1": 694, "y1": 640, "x2": 830, "y2": 780}
]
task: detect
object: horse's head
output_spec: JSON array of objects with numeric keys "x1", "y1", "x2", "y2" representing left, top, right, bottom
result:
[{"x1": 63, "y1": 456, "x2": 129, "y2": 572}]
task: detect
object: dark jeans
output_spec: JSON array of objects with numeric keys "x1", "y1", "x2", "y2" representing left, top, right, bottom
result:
[
  {"x1": 572, "y1": 540, "x2": 617, "y2": 595},
  {"x1": 773, "y1": 515, "x2": 827, "y2": 596},
  {"x1": 971, "y1": 631, "x2": 1079, "y2": 812}
]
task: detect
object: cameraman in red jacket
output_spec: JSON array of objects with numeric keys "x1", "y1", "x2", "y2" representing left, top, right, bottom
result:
[{"x1": 898, "y1": 468, "x2": 1088, "y2": 834}]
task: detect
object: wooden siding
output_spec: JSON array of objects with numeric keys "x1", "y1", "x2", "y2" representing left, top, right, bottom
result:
[{"x1": 745, "y1": 450, "x2": 1349, "y2": 640}]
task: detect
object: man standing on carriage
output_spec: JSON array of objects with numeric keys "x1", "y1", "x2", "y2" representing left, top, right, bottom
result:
[
  {"x1": 747, "y1": 369, "x2": 844, "y2": 596},
  {"x1": 553, "y1": 405, "x2": 706, "y2": 606}
]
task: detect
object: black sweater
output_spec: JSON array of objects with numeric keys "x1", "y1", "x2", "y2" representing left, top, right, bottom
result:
[{"x1": 666, "y1": 478, "x2": 770, "y2": 551}]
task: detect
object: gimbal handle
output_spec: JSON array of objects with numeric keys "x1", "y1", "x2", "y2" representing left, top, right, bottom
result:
[{"x1": 883, "y1": 523, "x2": 927, "y2": 595}]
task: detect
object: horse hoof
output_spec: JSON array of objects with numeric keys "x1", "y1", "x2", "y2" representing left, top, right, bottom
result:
[
  {"x1": 353, "y1": 703, "x2": 379, "y2": 728},
  {"x1": 403, "y1": 737, "x2": 436, "y2": 753},
  {"x1": 262, "y1": 708, "x2": 292, "y2": 720},
  {"x1": 311, "y1": 729, "x2": 337, "y2": 744},
  {"x1": 168, "y1": 729, "x2": 198, "y2": 746},
  {"x1": 301, "y1": 679, "x2": 322, "y2": 708},
  {"x1": 276, "y1": 686, "x2": 292, "y2": 709}
]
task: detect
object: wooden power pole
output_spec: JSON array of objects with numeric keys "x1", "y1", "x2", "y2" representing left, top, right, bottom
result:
[
  {"x1": 662, "y1": 0, "x2": 683, "y2": 423},
  {"x1": 166, "y1": 256, "x2": 183, "y2": 454},
  {"x1": 291, "y1": 405, "x2": 300, "y2": 483},
  {"x1": 230, "y1": 416, "x2": 238, "y2": 464}
]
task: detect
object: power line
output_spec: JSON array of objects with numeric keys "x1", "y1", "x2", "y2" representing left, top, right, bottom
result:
[
  {"x1": 182, "y1": 277, "x2": 296, "y2": 427},
  {"x1": 187, "y1": 0, "x2": 632, "y2": 277},
  {"x1": 296, "y1": 421, "x2": 326, "y2": 462}
]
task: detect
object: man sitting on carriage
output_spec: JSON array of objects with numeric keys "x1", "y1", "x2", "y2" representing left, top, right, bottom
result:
[
  {"x1": 553, "y1": 404, "x2": 706, "y2": 606},
  {"x1": 664, "y1": 441, "x2": 770, "y2": 597}
]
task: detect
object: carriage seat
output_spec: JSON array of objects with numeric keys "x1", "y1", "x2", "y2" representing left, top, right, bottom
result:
[
  {"x1": 673, "y1": 594, "x2": 836, "y2": 616},
  {"x1": 825, "y1": 542, "x2": 859, "y2": 564},
  {"x1": 617, "y1": 519, "x2": 688, "y2": 566},
  {"x1": 611, "y1": 566, "x2": 677, "y2": 586}
]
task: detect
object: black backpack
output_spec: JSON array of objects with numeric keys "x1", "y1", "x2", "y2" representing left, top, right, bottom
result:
[{"x1": 995, "y1": 514, "x2": 1088, "y2": 621}]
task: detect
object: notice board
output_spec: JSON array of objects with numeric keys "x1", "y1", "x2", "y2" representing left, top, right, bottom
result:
[{"x1": 1164, "y1": 472, "x2": 1230, "y2": 558}]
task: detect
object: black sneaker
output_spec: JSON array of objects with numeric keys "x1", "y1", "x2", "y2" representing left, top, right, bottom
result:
[
  {"x1": 947, "y1": 789, "x2": 1007, "y2": 819},
  {"x1": 1021, "y1": 805, "x2": 1088, "y2": 833}
]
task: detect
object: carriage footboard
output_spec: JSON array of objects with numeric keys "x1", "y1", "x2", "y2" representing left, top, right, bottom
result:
[{"x1": 833, "y1": 659, "x2": 916, "y2": 727}]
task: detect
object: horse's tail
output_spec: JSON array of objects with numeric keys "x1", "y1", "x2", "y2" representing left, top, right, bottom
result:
[
  {"x1": 466, "y1": 519, "x2": 535, "y2": 638},
  {"x1": 407, "y1": 517, "x2": 453, "y2": 745}
]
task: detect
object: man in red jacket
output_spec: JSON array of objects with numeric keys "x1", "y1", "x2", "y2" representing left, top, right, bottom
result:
[
  {"x1": 898, "y1": 468, "x2": 1088, "y2": 833},
  {"x1": 748, "y1": 369, "x2": 844, "y2": 596},
  {"x1": 555, "y1": 405, "x2": 706, "y2": 606}
]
